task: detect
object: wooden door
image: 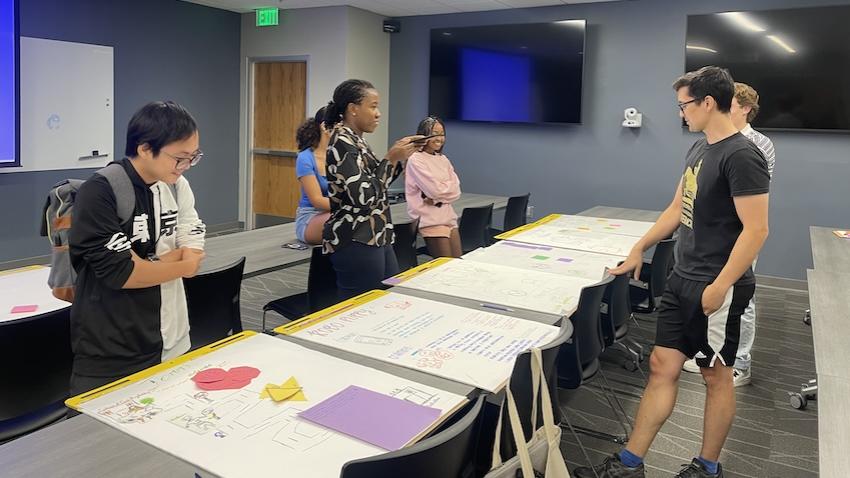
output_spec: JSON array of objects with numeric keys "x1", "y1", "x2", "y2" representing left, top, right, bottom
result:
[{"x1": 251, "y1": 61, "x2": 306, "y2": 220}]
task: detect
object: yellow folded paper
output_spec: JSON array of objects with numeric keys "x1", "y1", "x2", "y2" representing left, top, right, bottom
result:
[{"x1": 259, "y1": 376, "x2": 307, "y2": 402}]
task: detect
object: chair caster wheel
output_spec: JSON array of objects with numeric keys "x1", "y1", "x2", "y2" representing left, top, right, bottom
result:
[{"x1": 789, "y1": 392, "x2": 807, "y2": 410}]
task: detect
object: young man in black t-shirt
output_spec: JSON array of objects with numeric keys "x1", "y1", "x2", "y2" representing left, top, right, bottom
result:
[{"x1": 574, "y1": 67, "x2": 770, "y2": 478}]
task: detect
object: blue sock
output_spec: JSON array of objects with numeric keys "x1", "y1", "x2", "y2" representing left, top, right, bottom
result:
[
  {"x1": 618, "y1": 449, "x2": 643, "y2": 468},
  {"x1": 697, "y1": 456, "x2": 719, "y2": 474}
]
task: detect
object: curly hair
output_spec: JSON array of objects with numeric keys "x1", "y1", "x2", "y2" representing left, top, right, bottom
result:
[{"x1": 296, "y1": 107, "x2": 327, "y2": 151}]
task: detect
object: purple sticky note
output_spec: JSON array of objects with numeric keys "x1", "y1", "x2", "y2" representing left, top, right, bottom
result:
[
  {"x1": 557, "y1": 258, "x2": 574, "y2": 263},
  {"x1": 299, "y1": 385, "x2": 442, "y2": 451},
  {"x1": 10, "y1": 304, "x2": 39, "y2": 314}
]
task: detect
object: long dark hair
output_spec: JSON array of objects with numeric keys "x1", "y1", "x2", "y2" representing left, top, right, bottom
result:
[
  {"x1": 416, "y1": 116, "x2": 445, "y2": 154},
  {"x1": 324, "y1": 79, "x2": 374, "y2": 129},
  {"x1": 296, "y1": 107, "x2": 327, "y2": 151}
]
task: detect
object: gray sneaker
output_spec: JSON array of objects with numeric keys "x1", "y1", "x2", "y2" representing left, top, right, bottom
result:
[
  {"x1": 573, "y1": 453, "x2": 646, "y2": 478},
  {"x1": 674, "y1": 458, "x2": 723, "y2": 477}
]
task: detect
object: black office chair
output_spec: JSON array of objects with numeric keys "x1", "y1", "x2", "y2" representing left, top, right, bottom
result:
[
  {"x1": 458, "y1": 203, "x2": 494, "y2": 254},
  {"x1": 340, "y1": 394, "x2": 486, "y2": 478},
  {"x1": 601, "y1": 273, "x2": 645, "y2": 374},
  {"x1": 558, "y1": 275, "x2": 633, "y2": 452},
  {"x1": 629, "y1": 237, "x2": 677, "y2": 315},
  {"x1": 0, "y1": 308, "x2": 73, "y2": 442},
  {"x1": 492, "y1": 324, "x2": 572, "y2": 462},
  {"x1": 393, "y1": 218, "x2": 420, "y2": 271},
  {"x1": 489, "y1": 193, "x2": 530, "y2": 242},
  {"x1": 185, "y1": 257, "x2": 246, "y2": 350},
  {"x1": 262, "y1": 247, "x2": 337, "y2": 332}
]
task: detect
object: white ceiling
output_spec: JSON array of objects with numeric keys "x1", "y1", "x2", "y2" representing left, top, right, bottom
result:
[{"x1": 181, "y1": 0, "x2": 622, "y2": 18}]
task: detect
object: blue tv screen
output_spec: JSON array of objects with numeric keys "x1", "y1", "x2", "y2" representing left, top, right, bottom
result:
[
  {"x1": 429, "y1": 21, "x2": 586, "y2": 124},
  {"x1": 0, "y1": 0, "x2": 18, "y2": 166}
]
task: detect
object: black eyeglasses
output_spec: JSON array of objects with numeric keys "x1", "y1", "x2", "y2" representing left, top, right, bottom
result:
[
  {"x1": 677, "y1": 98, "x2": 702, "y2": 113},
  {"x1": 161, "y1": 150, "x2": 203, "y2": 169}
]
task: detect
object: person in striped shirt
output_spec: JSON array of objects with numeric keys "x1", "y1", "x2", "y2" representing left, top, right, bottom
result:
[{"x1": 683, "y1": 82, "x2": 775, "y2": 386}]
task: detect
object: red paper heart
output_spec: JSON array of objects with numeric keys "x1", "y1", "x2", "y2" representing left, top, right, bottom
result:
[
  {"x1": 191, "y1": 366, "x2": 261, "y2": 391},
  {"x1": 196, "y1": 378, "x2": 252, "y2": 391},
  {"x1": 192, "y1": 368, "x2": 227, "y2": 383}
]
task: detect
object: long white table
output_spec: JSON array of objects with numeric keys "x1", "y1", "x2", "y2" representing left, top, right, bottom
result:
[
  {"x1": 202, "y1": 193, "x2": 509, "y2": 276},
  {"x1": 806, "y1": 224, "x2": 850, "y2": 477},
  {"x1": 0, "y1": 267, "x2": 69, "y2": 323},
  {"x1": 810, "y1": 226, "x2": 850, "y2": 272}
]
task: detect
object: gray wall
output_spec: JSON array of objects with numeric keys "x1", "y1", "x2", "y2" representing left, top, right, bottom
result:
[
  {"x1": 0, "y1": 0, "x2": 240, "y2": 263},
  {"x1": 389, "y1": 0, "x2": 850, "y2": 280}
]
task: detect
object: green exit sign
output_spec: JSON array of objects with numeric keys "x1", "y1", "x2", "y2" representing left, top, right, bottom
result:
[{"x1": 256, "y1": 8, "x2": 279, "y2": 27}]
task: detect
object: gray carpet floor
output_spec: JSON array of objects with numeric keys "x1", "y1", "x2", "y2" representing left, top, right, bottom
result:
[{"x1": 238, "y1": 264, "x2": 818, "y2": 478}]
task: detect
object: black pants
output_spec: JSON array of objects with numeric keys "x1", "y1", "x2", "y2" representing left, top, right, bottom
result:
[{"x1": 330, "y1": 241, "x2": 399, "y2": 300}]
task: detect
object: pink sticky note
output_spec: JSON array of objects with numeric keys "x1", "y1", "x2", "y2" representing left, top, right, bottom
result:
[{"x1": 11, "y1": 305, "x2": 39, "y2": 314}]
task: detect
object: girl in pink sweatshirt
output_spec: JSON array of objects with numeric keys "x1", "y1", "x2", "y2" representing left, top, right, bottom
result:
[{"x1": 405, "y1": 116, "x2": 462, "y2": 258}]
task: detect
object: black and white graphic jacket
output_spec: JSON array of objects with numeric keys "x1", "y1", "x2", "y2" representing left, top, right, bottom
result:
[{"x1": 69, "y1": 158, "x2": 206, "y2": 378}]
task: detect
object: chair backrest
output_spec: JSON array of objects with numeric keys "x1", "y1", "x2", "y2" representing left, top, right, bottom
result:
[
  {"x1": 340, "y1": 394, "x2": 486, "y2": 478},
  {"x1": 392, "y1": 218, "x2": 420, "y2": 272},
  {"x1": 307, "y1": 247, "x2": 338, "y2": 312},
  {"x1": 496, "y1": 324, "x2": 572, "y2": 460},
  {"x1": 0, "y1": 308, "x2": 72, "y2": 422},
  {"x1": 571, "y1": 275, "x2": 613, "y2": 369},
  {"x1": 649, "y1": 238, "x2": 676, "y2": 301},
  {"x1": 458, "y1": 203, "x2": 494, "y2": 252},
  {"x1": 503, "y1": 193, "x2": 530, "y2": 232},
  {"x1": 601, "y1": 273, "x2": 631, "y2": 346},
  {"x1": 185, "y1": 257, "x2": 246, "y2": 350}
]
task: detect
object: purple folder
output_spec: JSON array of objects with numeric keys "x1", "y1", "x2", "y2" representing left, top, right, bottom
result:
[{"x1": 298, "y1": 385, "x2": 442, "y2": 450}]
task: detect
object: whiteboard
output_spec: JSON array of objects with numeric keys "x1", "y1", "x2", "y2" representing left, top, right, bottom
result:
[
  {"x1": 386, "y1": 258, "x2": 595, "y2": 317},
  {"x1": 75, "y1": 334, "x2": 467, "y2": 478},
  {"x1": 463, "y1": 240, "x2": 624, "y2": 281},
  {"x1": 278, "y1": 291, "x2": 563, "y2": 392},
  {"x1": 1, "y1": 37, "x2": 113, "y2": 173}
]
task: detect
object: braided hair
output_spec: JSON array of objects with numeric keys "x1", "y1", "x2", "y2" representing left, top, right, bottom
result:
[
  {"x1": 416, "y1": 115, "x2": 446, "y2": 154},
  {"x1": 323, "y1": 79, "x2": 375, "y2": 129},
  {"x1": 296, "y1": 107, "x2": 327, "y2": 151}
]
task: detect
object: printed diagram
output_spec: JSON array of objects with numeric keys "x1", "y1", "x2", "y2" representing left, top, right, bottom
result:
[
  {"x1": 398, "y1": 260, "x2": 584, "y2": 315},
  {"x1": 93, "y1": 368, "x2": 333, "y2": 451},
  {"x1": 98, "y1": 397, "x2": 163, "y2": 424},
  {"x1": 390, "y1": 386, "x2": 438, "y2": 407},
  {"x1": 509, "y1": 226, "x2": 637, "y2": 257}
]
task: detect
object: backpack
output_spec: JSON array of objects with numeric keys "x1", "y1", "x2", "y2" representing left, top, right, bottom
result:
[{"x1": 41, "y1": 163, "x2": 135, "y2": 303}]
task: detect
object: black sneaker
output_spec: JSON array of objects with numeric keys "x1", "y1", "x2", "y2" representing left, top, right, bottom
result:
[
  {"x1": 674, "y1": 458, "x2": 724, "y2": 477},
  {"x1": 573, "y1": 453, "x2": 646, "y2": 478}
]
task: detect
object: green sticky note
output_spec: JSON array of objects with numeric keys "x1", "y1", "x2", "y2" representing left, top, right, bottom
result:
[
  {"x1": 140, "y1": 397, "x2": 155, "y2": 405},
  {"x1": 532, "y1": 255, "x2": 549, "y2": 260}
]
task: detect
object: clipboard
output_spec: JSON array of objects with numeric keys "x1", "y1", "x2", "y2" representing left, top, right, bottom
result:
[{"x1": 66, "y1": 331, "x2": 257, "y2": 410}]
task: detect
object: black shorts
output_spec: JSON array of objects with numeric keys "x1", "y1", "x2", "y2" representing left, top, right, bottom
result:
[{"x1": 655, "y1": 272, "x2": 755, "y2": 368}]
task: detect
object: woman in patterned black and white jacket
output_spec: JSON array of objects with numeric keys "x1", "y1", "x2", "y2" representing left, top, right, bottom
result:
[{"x1": 321, "y1": 79, "x2": 423, "y2": 300}]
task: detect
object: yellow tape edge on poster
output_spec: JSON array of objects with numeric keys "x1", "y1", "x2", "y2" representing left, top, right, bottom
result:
[
  {"x1": 65, "y1": 331, "x2": 258, "y2": 410},
  {"x1": 495, "y1": 213, "x2": 561, "y2": 239},
  {"x1": 274, "y1": 289, "x2": 389, "y2": 335}
]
